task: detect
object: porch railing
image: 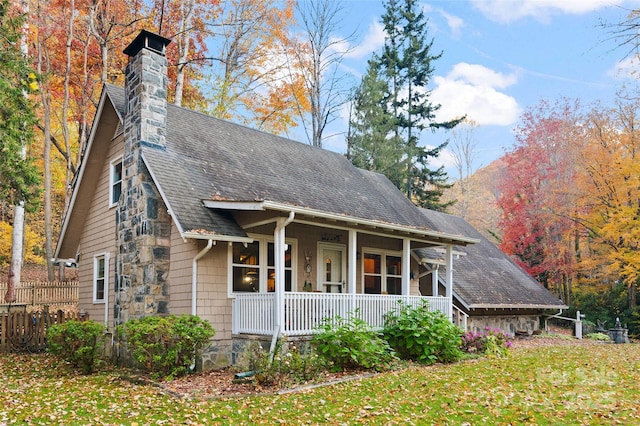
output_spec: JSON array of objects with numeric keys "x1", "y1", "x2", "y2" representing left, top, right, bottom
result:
[{"x1": 232, "y1": 292, "x2": 452, "y2": 336}]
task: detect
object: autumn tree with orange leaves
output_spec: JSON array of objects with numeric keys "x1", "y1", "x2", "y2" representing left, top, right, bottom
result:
[
  {"x1": 1, "y1": 0, "x2": 302, "y2": 278},
  {"x1": 573, "y1": 96, "x2": 640, "y2": 309}
]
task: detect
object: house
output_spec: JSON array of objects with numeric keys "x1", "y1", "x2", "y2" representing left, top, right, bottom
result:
[
  {"x1": 414, "y1": 210, "x2": 567, "y2": 334},
  {"x1": 55, "y1": 31, "x2": 562, "y2": 368}
]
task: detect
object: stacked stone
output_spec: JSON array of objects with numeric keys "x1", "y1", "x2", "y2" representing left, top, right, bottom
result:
[{"x1": 116, "y1": 32, "x2": 172, "y2": 324}]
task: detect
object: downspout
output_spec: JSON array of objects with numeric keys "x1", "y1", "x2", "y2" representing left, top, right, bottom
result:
[
  {"x1": 273, "y1": 212, "x2": 295, "y2": 346},
  {"x1": 192, "y1": 240, "x2": 214, "y2": 316}
]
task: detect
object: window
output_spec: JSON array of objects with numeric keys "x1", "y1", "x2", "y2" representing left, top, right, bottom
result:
[
  {"x1": 363, "y1": 250, "x2": 402, "y2": 295},
  {"x1": 109, "y1": 158, "x2": 123, "y2": 207},
  {"x1": 93, "y1": 254, "x2": 109, "y2": 303},
  {"x1": 231, "y1": 241, "x2": 260, "y2": 292},
  {"x1": 230, "y1": 237, "x2": 295, "y2": 293},
  {"x1": 267, "y1": 242, "x2": 292, "y2": 292}
]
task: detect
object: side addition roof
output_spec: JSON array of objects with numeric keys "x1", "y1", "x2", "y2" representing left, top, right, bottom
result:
[{"x1": 416, "y1": 209, "x2": 567, "y2": 310}]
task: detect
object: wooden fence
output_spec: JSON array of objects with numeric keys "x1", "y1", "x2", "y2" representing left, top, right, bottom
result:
[
  {"x1": 0, "y1": 310, "x2": 89, "y2": 353},
  {"x1": 0, "y1": 281, "x2": 79, "y2": 308}
]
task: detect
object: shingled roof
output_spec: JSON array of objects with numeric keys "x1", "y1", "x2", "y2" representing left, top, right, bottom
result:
[
  {"x1": 416, "y1": 209, "x2": 566, "y2": 310},
  {"x1": 104, "y1": 84, "x2": 476, "y2": 245}
]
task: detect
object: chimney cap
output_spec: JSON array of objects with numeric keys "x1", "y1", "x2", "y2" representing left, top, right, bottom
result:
[{"x1": 124, "y1": 30, "x2": 171, "y2": 57}]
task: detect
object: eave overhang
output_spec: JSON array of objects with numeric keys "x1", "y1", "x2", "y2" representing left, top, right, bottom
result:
[
  {"x1": 468, "y1": 303, "x2": 569, "y2": 310},
  {"x1": 202, "y1": 199, "x2": 480, "y2": 246}
]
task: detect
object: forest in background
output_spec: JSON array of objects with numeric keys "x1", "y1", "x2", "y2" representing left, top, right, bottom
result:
[{"x1": 444, "y1": 95, "x2": 640, "y2": 333}]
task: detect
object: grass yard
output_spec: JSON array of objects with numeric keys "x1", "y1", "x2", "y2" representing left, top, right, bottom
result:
[{"x1": 1, "y1": 342, "x2": 639, "y2": 425}]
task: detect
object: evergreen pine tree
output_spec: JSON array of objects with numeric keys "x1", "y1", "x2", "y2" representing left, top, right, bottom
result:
[
  {"x1": 0, "y1": 0, "x2": 40, "y2": 209},
  {"x1": 349, "y1": 0, "x2": 463, "y2": 210}
]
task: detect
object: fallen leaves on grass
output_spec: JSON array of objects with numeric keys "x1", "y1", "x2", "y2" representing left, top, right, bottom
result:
[{"x1": 2, "y1": 340, "x2": 640, "y2": 425}]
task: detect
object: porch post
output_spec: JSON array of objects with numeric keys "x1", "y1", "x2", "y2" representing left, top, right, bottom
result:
[
  {"x1": 274, "y1": 220, "x2": 285, "y2": 332},
  {"x1": 274, "y1": 213, "x2": 295, "y2": 333},
  {"x1": 431, "y1": 266, "x2": 439, "y2": 297},
  {"x1": 348, "y1": 230, "x2": 357, "y2": 315},
  {"x1": 402, "y1": 238, "x2": 411, "y2": 295},
  {"x1": 445, "y1": 245, "x2": 454, "y2": 319},
  {"x1": 348, "y1": 230, "x2": 357, "y2": 294}
]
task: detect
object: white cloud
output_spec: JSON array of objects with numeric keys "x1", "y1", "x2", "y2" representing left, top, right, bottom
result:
[
  {"x1": 608, "y1": 56, "x2": 640, "y2": 80},
  {"x1": 432, "y1": 63, "x2": 521, "y2": 126},
  {"x1": 344, "y1": 21, "x2": 386, "y2": 60},
  {"x1": 439, "y1": 10, "x2": 465, "y2": 38},
  {"x1": 470, "y1": 0, "x2": 619, "y2": 24}
]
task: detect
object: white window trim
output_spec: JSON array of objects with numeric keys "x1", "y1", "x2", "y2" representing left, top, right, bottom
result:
[
  {"x1": 227, "y1": 235, "x2": 298, "y2": 297},
  {"x1": 109, "y1": 157, "x2": 123, "y2": 208},
  {"x1": 93, "y1": 253, "x2": 110, "y2": 304},
  {"x1": 361, "y1": 247, "x2": 403, "y2": 295}
]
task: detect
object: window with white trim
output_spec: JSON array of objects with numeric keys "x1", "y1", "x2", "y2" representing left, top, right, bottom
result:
[
  {"x1": 93, "y1": 254, "x2": 109, "y2": 303},
  {"x1": 109, "y1": 158, "x2": 123, "y2": 207},
  {"x1": 230, "y1": 237, "x2": 295, "y2": 293},
  {"x1": 363, "y1": 250, "x2": 402, "y2": 295}
]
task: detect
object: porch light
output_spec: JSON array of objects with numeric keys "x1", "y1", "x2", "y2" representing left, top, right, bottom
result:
[{"x1": 243, "y1": 270, "x2": 257, "y2": 284}]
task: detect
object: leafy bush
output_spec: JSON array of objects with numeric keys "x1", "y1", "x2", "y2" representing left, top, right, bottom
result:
[
  {"x1": 47, "y1": 320, "x2": 105, "y2": 374},
  {"x1": 383, "y1": 302, "x2": 463, "y2": 365},
  {"x1": 118, "y1": 315, "x2": 215, "y2": 379},
  {"x1": 461, "y1": 327, "x2": 512, "y2": 358},
  {"x1": 585, "y1": 332, "x2": 611, "y2": 341},
  {"x1": 241, "y1": 340, "x2": 326, "y2": 387},
  {"x1": 312, "y1": 314, "x2": 396, "y2": 372}
]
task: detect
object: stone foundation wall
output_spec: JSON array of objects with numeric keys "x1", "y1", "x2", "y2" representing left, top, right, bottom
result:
[
  {"x1": 200, "y1": 335, "x2": 315, "y2": 371},
  {"x1": 200, "y1": 337, "x2": 270, "y2": 371},
  {"x1": 467, "y1": 315, "x2": 540, "y2": 335}
]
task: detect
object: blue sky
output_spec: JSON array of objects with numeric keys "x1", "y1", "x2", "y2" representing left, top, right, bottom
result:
[{"x1": 312, "y1": 0, "x2": 640, "y2": 178}]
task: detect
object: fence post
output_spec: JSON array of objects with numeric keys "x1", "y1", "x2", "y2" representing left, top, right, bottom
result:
[{"x1": 575, "y1": 310, "x2": 585, "y2": 339}]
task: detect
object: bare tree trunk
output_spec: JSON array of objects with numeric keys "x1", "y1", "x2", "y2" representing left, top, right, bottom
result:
[
  {"x1": 293, "y1": 0, "x2": 352, "y2": 148},
  {"x1": 37, "y1": 0, "x2": 56, "y2": 281},
  {"x1": 6, "y1": 205, "x2": 24, "y2": 303},
  {"x1": 174, "y1": 0, "x2": 194, "y2": 107}
]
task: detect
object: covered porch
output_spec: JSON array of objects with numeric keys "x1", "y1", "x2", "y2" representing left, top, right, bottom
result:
[{"x1": 200, "y1": 201, "x2": 478, "y2": 337}]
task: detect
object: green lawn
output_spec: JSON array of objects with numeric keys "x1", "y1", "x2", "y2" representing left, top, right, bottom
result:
[{"x1": 2, "y1": 343, "x2": 639, "y2": 425}]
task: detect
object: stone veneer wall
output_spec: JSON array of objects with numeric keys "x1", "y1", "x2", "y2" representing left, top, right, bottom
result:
[
  {"x1": 115, "y1": 171, "x2": 172, "y2": 324},
  {"x1": 116, "y1": 33, "x2": 172, "y2": 325},
  {"x1": 467, "y1": 315, "x2": 541, "y2": 335}
]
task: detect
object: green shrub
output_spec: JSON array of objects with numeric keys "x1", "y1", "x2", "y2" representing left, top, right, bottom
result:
[
  {"x1": 383, "y1": 302, "x2": 463, "y2": 364},
  {"x1": 461, "y1": 328, "x2": 512, "y2": 358},
  {"x1": 585, "y1": 332, "x2": 611, "y2": 341},
  {"x1": 47, "y1": 320, "x2": 105, "y2": 374},
  {"x1": 312, "y1": 314, "x2": 396, "y2": 372},
  {"x1": 241, "y1": 339, "x2": 326, "y2": 388},
  {"x1": 118, "y1": 315, "x2": 215, "y2": 379}
]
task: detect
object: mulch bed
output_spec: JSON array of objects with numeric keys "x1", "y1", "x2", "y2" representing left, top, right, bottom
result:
[
  {"x1": 157, "y1": 334, "x2": 607, "y2": 400},
  {"x1": 158, "y1": 367, "x2": 372, "y2": 399}
]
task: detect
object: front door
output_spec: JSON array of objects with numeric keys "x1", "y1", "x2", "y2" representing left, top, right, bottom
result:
[{"x1": 318, "y1": 243, "x2": 345, "y2": 293}]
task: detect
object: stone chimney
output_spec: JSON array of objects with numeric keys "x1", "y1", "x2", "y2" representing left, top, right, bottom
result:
[
  {"x1": 122, "y1": 30, "x2": 171, "y2": 151},
  {"x1": 116, "y1": 31, "x2": 172, "y2": 324}
]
